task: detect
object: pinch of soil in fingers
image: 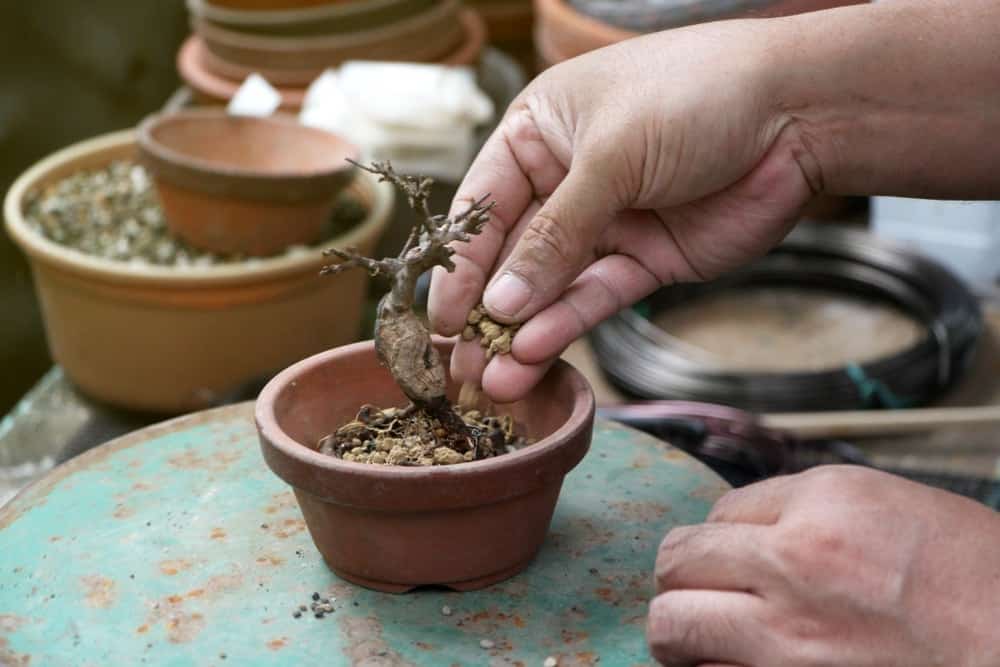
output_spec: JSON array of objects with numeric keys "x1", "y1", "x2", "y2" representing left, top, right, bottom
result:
[{"x1": 464, "y1": 303, "x2": 519, "y2": 358}]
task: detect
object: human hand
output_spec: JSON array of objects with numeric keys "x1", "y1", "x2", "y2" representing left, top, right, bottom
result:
[
  {"x1": 428, "y1": 22, "x2": 821, "y2": 402},
  {"x1": 648, "y1": 466, "x2": 1000, "y2": 666}
]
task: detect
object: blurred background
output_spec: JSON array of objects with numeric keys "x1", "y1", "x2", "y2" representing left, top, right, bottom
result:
[{"x1": 0, "y1": 2, "x2": 188, "y2": 413}]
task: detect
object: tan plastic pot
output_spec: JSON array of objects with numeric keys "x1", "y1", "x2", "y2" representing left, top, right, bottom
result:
[
  {"x1": 255, "y1": 338, "x2": 595, "y2": 592},
  {"x1": 4, "y1": 130, "x2": 394, "y2": 414}
]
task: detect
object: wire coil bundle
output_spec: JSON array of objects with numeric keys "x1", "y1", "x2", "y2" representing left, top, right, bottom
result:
[{"x1": 590, "y1": 224, "x2": 984, "y2": 412}]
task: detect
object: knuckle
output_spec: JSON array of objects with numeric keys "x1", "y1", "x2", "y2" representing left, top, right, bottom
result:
[
  {"x1": 646, "y1": 596, "x2": 695, "y2": 666},
  {"x1": 657, "y1": 525, "x2": 695, "y2": 558},
  {"x1": 800, "y1": 464, "x2": 872, "y2": 493},
  {"x1": 654, "y1": 526, "x2": 697, "y2": 590},
  {"x1": 706, "y1": 488, "x2": 744, "y2": 522},
  {"x1": 519, "y1": 212, "x2": 579, "y2": 270},
  {"x1": 773, "y1": 521, "x2": 846, "y2": 581}
]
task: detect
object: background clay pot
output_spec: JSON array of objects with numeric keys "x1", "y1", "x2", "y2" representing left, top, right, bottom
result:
[
  {"x1": 4, "y1": 130, "x2": 394, "y2": 414},
  {"x1": 190, "y1": 0, "x2": 440, "y2": 36},
  {"x1": 569, "y1": 0, "x2": 869, "y2": 32},
  {"x1": 206, "y1": 0, "x2": 345, "y2": 9},
  {"x1": 536, "y1": 0, "x2": 868, "y2": 64},
  {"x1": 178, "y1": 9, "x2": 487, "y2": 106},
  {"x1": 138, "y1": 110, "x2": 358, "y2": 256},
  {"x1": 195, "y1": 0, "x2": 465, "y2": 71},
  {"x1": 468, "y1": 0, "x2": 536, "y2": 74},
  {"x1": 255, "y1": 338, "x2": 595, "y2": 592},
  {"x1": 534, "y1": 0, "x2": 637, "y2": 61}
]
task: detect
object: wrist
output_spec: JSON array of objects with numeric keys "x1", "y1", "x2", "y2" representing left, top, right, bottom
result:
[{"x1": 767, "y1": 0, "x2": 1000, "y2": 199}]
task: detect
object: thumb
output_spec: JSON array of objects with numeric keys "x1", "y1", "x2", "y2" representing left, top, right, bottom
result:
[{"x1": 482, "y1": 165, "x2": 617, "y2": 323}]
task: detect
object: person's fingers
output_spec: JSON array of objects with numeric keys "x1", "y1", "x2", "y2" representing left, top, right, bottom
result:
[
  {"x1": 655, "y1": 524, "x2": 774, "y2": 594},
  {"x1": 706, "y1": 476, "x2": 794, "y2": 525},
  {"x1": 511, "y1": 253, "x2": 660, "y2": 365},
  {"x1": 490, "y1": 198, "x2": 545, "y2": 272},
  {"x1": 481, "y1": 353, "x2": 555, "y2": 404},
  {"x1": 448, "y1": 336, "x2": 490, "y2": 386},
  {"x1": 428, "y1": 108, "x2": 568, "y2": 335},
  {"x1": 647, "y1": 590, "x2": 772, "y2": 667},
  {"x1": 482, "y1": 161, "x2": 620, "y2": 324}
]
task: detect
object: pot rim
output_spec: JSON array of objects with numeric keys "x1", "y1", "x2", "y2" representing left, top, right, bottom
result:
[
  {"x1": 177, "y1": 9, "x2": 485, "y2": 107},
  {"x1": 178, "y1": 36, "x2": 309, "y2": 107},
  {"x1": 255, "y1": 338, "x2": 595, "y2": 486},
  {"x1": 190, "y1": 0, "x2": 422, "y2": 26},
  {"x1": 193, "y1": 0, "x2": 461, "y2": 50},
  {"x1": 3, "y1": 129, "x2": 394, "y2": 289},
  {"x1": 136, "y1": 109, "x2": 358, "y2": 189}
]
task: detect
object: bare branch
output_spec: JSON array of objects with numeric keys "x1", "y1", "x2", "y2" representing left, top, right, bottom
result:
[
  {"x1": 321, "y1": 160, "x2": 496, "y2": 413},
  {"x1": 347, "y1": 159, "x2": 434, "y2": 229},
  {"x1": 320, "y1": 246, "x2": 396, "y2": 277}
]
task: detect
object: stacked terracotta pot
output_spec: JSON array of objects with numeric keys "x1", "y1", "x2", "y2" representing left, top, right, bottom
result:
[
  {"x1": 179, "y1": 0, "x2": 488, "y2": 109},
  {"x1": 535, "y1": 0, "x2": 868, "y2": 68},
  {"x1": 464, "y1": 0, "x2": 535, "y2": 73}
]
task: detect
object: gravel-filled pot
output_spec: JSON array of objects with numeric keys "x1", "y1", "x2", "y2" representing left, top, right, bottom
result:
[
  {"x1": 255, "y1": 338, "x2": 595, "y2": 592},
  {"x1": 4, "y1": 129, "x2": 393, "y2": 414}
]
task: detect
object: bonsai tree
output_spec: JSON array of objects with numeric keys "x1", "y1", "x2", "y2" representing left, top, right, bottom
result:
[{"x1": 320, "y1": 161, "x2": 494, "y2": 437}]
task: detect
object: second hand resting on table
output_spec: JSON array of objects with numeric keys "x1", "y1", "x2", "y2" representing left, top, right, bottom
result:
[{"x1": 428, "y1": 0, "x2": 1000, "y2": 664}]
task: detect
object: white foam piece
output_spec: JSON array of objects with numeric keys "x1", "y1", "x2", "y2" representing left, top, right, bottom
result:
[
  {"x1": 227, "y1": 73, "x2": 282, "y2": 117},
  {"x1": 336, "y1": 61, "x2": 494, "y2": 129},
  {"x1": 297, "y1": 63, "x2": 490, "y2": 181}
]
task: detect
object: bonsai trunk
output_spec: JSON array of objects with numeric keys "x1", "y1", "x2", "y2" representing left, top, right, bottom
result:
[{"x1": 320, "y1": 160, "x2": 494, "y2": 442}]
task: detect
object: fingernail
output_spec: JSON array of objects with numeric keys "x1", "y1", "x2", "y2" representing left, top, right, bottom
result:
[{"x1": 484, "y1": 273, "x2": 531, "y2": 318}]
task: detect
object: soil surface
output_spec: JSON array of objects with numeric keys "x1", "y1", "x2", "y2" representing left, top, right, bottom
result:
[{"x1": 318, "y1": 403, "x2": 530, "y2": 466}]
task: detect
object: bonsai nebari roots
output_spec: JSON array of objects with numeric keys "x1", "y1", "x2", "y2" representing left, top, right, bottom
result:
[{"x1": 320, "y1": 161, "x2": 495, "y2": 439}]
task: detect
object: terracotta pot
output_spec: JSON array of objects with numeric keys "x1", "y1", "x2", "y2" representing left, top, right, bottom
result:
[
  {"x1": 466, "y1": 0, "x2": 535, "y2": 73},
  {"x1": 467, "y1": 0, "x2": 533, "y2": 42},
  {"x1": 137, "y1": 110, "x2": 358, "y2": 256},
  {"x1": 535, "y1": 0, "x2": 868, "y2": 65},
  {"x1": 190, "y1": 0, "x2": 439, "y2": 36},
  {"x1": 179, "y1": 36, "x2": 309, "y2": 109},
  {"x1": 255, "y1": 338, "x2": 595, "y2": 592},
  {"x1": 4, "y1": 130, "x2": 395, "y2": 413},
  {"x1": 207, "y1": 0, "x2": 345, "y2": 9},
  {"x1": 178, "y1": 9, "x2": 488, "y2": 107},
  {"x1": 195, "y1": 0, "x2": 464, "y2": 71},
  {"x1": 196, "y1": 7, "x2": 486, "y2": 85},
  {"x1": 534, "y1": 0, "x2": 636, "y2": 61},
  {"x1": 534, "y1": 19, "x2": 572, "y2": 69}
]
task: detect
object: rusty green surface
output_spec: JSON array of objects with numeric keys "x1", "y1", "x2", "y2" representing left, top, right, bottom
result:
[{"x1": 0, "y1": 403, "x2": 728, "y2": 666}]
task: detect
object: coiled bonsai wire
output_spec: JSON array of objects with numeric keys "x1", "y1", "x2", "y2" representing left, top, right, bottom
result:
[{"x1": 589, "y1": 224, "x2": 983, "y2": 412}]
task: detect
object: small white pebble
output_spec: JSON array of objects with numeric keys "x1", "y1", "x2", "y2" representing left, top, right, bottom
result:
[
  {"x1": 544, "y1": 657, "x2": 558, "y2": 667},
  {"x1": 479, "y1": 639, "x2": 495, "y2": 650},
  {"x1": 441, "y1": 605, "x2": 452, "y2": 616}
]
